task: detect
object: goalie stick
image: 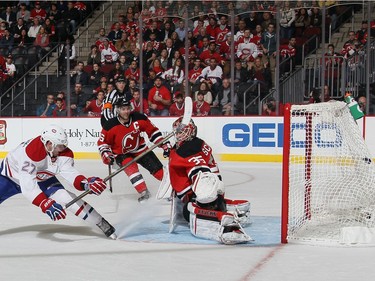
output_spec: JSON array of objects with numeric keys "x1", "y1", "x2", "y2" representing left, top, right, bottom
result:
[{"x1": 65, "y1": 96, "x2": 193, "y2": 209}]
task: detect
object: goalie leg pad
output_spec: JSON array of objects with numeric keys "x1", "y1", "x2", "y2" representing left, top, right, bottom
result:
[
  {"x1": 225, "y1": 199, "x2": 251, "y2": 225},
  {"x1": 188, "y1": 202, "x2": 252, "y2": 244}
]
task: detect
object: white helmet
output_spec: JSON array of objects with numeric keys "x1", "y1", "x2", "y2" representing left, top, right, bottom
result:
[{"x1": 41, "y1": 124, "x2": 68, "y2": 151}]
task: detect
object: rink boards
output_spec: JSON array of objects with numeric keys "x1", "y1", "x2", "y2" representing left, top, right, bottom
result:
[{"x1": 0, "y1": 116, "x2": 373, "y2": 162}]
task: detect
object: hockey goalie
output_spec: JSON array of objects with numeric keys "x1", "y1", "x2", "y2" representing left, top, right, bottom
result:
[{"x1": 166, "y1": 117, "x2": 252, "y2": 244}]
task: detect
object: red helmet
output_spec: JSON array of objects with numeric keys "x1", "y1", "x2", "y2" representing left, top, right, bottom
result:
[{"x1": 172, "y1": 117, "x2": 197, "y2": 147}]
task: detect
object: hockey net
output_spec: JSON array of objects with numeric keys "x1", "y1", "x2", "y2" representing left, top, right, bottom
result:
[{"x1": 281, "y1": 101, "x2": 375, "y2": 245}]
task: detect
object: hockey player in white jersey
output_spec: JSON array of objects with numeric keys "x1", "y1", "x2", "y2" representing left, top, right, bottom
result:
[{"x1": 0, "y1": 124, "x2": 116, "y2": 239}]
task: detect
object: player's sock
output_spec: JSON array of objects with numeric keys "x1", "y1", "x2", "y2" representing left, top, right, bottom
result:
[{"x1": 138, "y1": 189, "x2": 151, "y2": 203}]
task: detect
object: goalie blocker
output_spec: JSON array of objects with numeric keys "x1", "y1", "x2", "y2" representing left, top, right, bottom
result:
[{"x1": 167, "y1": 117, "x2": 252, "y2": 244}]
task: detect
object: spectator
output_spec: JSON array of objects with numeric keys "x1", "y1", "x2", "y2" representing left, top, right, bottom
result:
[
  {"x1": 247, "y1": 57, "x2": 272, "y2": 97},
  {"x1": 89, "y1": 63, "x2": 104, "y2": 87},
  {"x1": 212, "y1": 78, "x2": 237, "y2": 116},
  {"x1": 158, "y1": 48, "x2": 169, "y2": 70},
  {"x1": 52, "y1": 97, "x2": 67, "y2": 117},
  {"x1": 356, "y1": 21, "x2": 369, "y2": 45},
  {"x1": 17, "y1": 3, "x2": 31, "y2": 22},
  {"x1": 63, "y1": 1, "x2": 80, "y2": 35},
  {"x1": 174, "y1": 20, "x2": 188, "y2": 42},
  {"x1": 280, "y1": 37, "x2": 297, "y2": 76},
  {"x1": 148, "y1": 76, "x2": 171, "y2": 116},
  {"x1": 200, "y1": 41, "x2": 225, "y2": 68},
  {"x1": 34, "y1": 26, "x2": 50, "y2": 57},
  {"x1": 4, "y1": 55, "x2": 16, "y2": 88},
  {"x1": 70, "y1": 61, "x2": 89, "y2": 85},
  {"x1": 56, "y1": 91, "x2": 66, "y2": 108},
  {"x1": 260, "y1": 23, "x2": 277, "y2": 86},
  {"x1": 124, "y1": 60, "x2": 140, "y2": 82},
  {"x1": 14, "y1": 29, "x2": 32, "y2": 47},
  {"x1": 170, "y1": 31, "x2": 183, "y2": 50},
  {"x1": 188, "y1": 58, "x2": 203, "y2": 87},
  {"x1": 169, "y1": 92, "x2": 185, "y2": 116},
  {"x1": 47, "y1": 3, "x2": 62, "y2": 24},
  {"x1": 70, "y1": 82, "x2": 88, "y2": 116},
  {"x1": 30, "y1": 1, "x2": 47, "y2": 23},
  {"x1": 95, "y1": 28, "x2": 107, "y2": 48},
  {"x1": 194, "y1": 81, "x2": 213, "y2": 105},
  {"x1": 3, "y1": 6, "x2": 16, "y2": 23},
  {"x1": 84, "y1": 90, "x2": 105, "y2": 117},
  {"x1": 279, "y1": 1, "x2": 295, "y2": 40},
  {"x1": 107, "y1": 22, "x2": 123, "y2": 45},
  {"x1": 161, "y1": 57, "x2": 184, "y2": 93},
  {"x1": 108, "y1": 61, "x2": 123, "y2": 83},
  {"x1": 159, "y1": 20, "x2": 173, "y2": 42},
  {"x1": 236, "y1": 28, "x2": 260, "y2": 65},
  {"x1": 130, "y1": 87, "x2": 149, "y2": 115},
  {"x1": 43, "y1": 18, "x2": 57, "y2": 45},
  {"x1": 215, "y1": 15, "x2": 230, "y2": 47},
  {"x1": 36, "y1": 94, "x2": 56, "y2": 117},
  {"x1": 0, "y1": 29, "x2": 14, "y2": 52},
  {"x1": 193, "y1": 91, "x2": 211, "y2": 116},
  {"x1": 27, "y1": 18, "x2": 41, "y2": 41},
  {"x1": 115, "y1": 32, "x2": 131, "y2": 54},
  {"x1": 58, "y1": 36, "x2": 77, "y2": 75},
  {"x1": 11, "y1": 18, "x2": 27, "y2": 40},
  {"x1": 197, "y1": 58, "x2": 223, "y2": 100},
  {"x1": 309, "y1": 7, "x2": 322, "y2": 28},
  {"x1": 87, "y1": 45, "x2": 101, "y2": 66},
  {"x1": 101, "y1": 38, "x2": 119, "y2": 64},
  {"x1": 262, "y1": 96, "x2": 283, "y2": 116},
  {"x1": 357, "y1": 95, "x2": 367, "y2": 115},
  {"x1": 294, "y1": 8, "x2": 310, "y2": 36}
]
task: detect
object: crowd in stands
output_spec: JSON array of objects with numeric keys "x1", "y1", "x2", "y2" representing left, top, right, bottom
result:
[
  {"x1": 0, "y1": 1, "x2": 372, "y2": 117},
  {"x1": 0, "y1": 1, "x2": 98, "y2": 95}
]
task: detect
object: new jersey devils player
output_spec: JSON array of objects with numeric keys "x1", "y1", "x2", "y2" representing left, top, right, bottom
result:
[
  {"x1": 168, "y1": 117, "x2": 252, "y2": 244},
  {"x1": 98, "y1": 98, "x2": 171, "y2": 202},
  {"x1": 0, "y1": 125, "x2": 116, "y2": 239}
]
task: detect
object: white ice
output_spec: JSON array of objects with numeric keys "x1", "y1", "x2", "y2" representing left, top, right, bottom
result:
[{"x1": 0, "y1": 160, "x2": 374, "y2": 281}]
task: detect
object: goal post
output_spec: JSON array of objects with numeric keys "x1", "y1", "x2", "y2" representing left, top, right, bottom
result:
[{"x1": 281, "y1": 101, "x2": 375, "y2": 245}]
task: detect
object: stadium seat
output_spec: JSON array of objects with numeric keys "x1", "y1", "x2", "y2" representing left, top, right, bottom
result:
[
  {"x1": 14, "y1": 56, "x2": 28, "y2": 77},
  {"x1": 0, "y1": 47, "x2": 9, "y2": 57},
  {"x1": 10, "y1": 46, "x2": 26, "y2": 57}
]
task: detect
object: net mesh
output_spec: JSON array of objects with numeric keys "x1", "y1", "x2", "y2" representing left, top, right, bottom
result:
[{"x1": 286, "y1": 101, "x2": 375, "y2": 245}]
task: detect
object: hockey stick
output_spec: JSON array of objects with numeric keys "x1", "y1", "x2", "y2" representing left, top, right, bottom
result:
[
  {"x1": 108, "y1": 164, "x2": 113, "y2": 193},
  {"x1": 65, "y1": 97, "x2": 193, "y2": 209}
]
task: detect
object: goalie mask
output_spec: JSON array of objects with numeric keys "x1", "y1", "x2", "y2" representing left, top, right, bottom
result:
[
  {"x1": 41, "y1": 124, "x2": 68, "y2": 155},
  {"x1": 172, "y1": 117, "x2": 197, "y2": 147}
]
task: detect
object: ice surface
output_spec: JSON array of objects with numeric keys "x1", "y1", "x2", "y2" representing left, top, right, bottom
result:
[{"x1": 0, "y1": 160, "x2": 374, "y2": 281}]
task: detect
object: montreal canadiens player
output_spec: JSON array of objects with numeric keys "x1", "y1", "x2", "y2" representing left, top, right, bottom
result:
[
  {"x1": 169, "y1": 117, "x2": 252, "y2": 244},
  {"x1": 98, "y1": 98, "x2": 171, "y2": 202},
  {"x1": 0, "y1": 124, "x2": 116, "y2": 239}
]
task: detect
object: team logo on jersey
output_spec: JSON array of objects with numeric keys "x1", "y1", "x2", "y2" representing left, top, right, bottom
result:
[{"x1": 36, "y1": 171, "x2": 55, "y2": 181}]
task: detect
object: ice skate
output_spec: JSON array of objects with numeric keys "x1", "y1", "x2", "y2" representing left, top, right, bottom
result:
[
  {"x1": 138, "y1": 189, "x2": 151, "y2": 203},
  {"x1": 97, "y1": 218, "x2": 117, "y2": 239}
]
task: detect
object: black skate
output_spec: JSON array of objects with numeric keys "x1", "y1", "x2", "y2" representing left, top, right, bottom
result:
[
  {"x1": 96, "y1": 218, "x2": 117, "y2": 239},
  {"x1": 138, "y1": 189, "x2": 151, "y2": 203}
]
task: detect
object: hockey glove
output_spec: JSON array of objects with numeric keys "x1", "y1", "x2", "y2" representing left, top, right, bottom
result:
[
  {"x1": 85, "y1": 177, "x2": 107, "y2": 195},
  {"x1": 40, "y1": 198, "x2": 67, "y2": 221},
  {"x1": 161, "y1": 142, "x2": 172, "y2": 158},
  {"x1": 101, "y1": 149, "x2": 115, "y2": 165}
]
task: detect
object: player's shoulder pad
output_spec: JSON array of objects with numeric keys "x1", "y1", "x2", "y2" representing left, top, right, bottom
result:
[
  {"x1": 131, "y1": 111, "x2": 148, "y2": 122},
  {"x1": 25, "y1": 137, "x2": 47, "y2": 161},
  {"x1": 102, "y1": 116, "x2": 121, "y2": 131},
  {"x1": 176, "y1": 137, "x2": 204, "y2": 158}
]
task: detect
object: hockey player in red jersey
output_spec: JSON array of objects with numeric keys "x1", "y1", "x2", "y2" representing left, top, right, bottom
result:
[
  {"x1": 98, "y1": 98, "x2": 170, "y2": 202},
  {"x1": 168, "y1": 117, "x2": 252, "y2": 244},
  {"x1": 0, "y1": 125, "x2": 116, "y2": 239}
]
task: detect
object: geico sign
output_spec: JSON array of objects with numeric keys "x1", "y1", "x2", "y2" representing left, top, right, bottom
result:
[
  {"x1": 222, "y1": 122, "x2": 342, "y2": 148},
  {"x1": 222, "y1": 123, "x2": 283, "y2": 147}
]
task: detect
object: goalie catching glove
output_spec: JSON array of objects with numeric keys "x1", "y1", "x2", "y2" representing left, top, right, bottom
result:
[
  {"x1": 84, "y1": 177, "x2": 107, "y2": 195},
  {"x1": 40, "y1": 198, "x2": 67, "y2": 221}
]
